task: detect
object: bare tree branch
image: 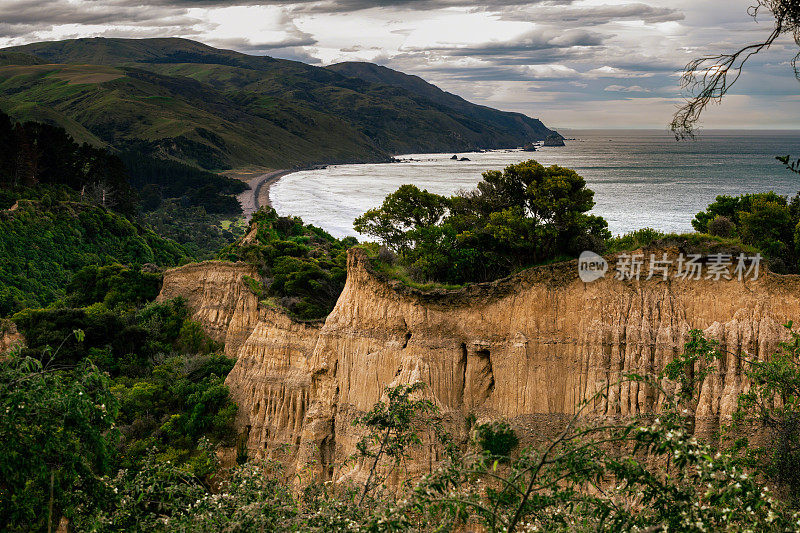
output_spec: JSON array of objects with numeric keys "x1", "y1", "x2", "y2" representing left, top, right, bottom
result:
[{"x1": 671, "y1": 1, "x2": 800, "y2": 139}]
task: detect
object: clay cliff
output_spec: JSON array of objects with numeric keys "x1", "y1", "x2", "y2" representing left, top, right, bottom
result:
[
  {"x1": 0, "y1": 320, "x2": 22, "y2": 354},
  {"x1": 158, "y1": 249, "x2": 800, "y2": 483}
]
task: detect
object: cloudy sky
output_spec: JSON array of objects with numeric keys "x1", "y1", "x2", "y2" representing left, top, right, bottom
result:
[{"x1": 2, "y1": 0, "x2": 799, "y2": 129}]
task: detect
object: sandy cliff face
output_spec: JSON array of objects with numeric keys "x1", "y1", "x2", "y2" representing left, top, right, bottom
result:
[
  {"x1": 160, "y1": 249, "x2": 800, "y2": 482},
  {"x1": 158, "y1": 261, "x2": 262, "y2": 358},
  {"x1": 159, "y1": 261, "x2": 322, "y2": 467},
  {"x1": 0, "y1": 320, "x2": 23, "y2": 354}
]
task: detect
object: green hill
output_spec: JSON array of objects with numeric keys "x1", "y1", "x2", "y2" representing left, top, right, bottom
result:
[
  {"x1": 0, "y1": 38, "x2": 557, "y2": 171},
  {"x1": 327, "y1": 61, "x2": 552, "y2": 142}
]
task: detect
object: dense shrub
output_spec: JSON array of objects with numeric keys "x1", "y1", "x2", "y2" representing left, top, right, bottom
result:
[
  {"x1": 0, "y1": 343, "x2": 118, "y2": 532},
  {"x1": 707, "y1": 215, "x2": 735, "y2": 237},
  {"x1": 140, "y1": 200, "x2": 247, "y2": 259},
  {"x1": 11, "y1": 295, "x2": 236, "y2": 476},
  {"x1": 219, "y1": 208, "x2": 356, "y2": 319},
  {"x1": 355, "y1": 160, "x2": 610, "y2": 285},
  {"x1": 475, "y1": 420, "x2": 519, "y2": 459},
  {"x1": 65, "y1": 264, "x2": 162, "y2": 309},
  {"x1": 692, "y1": 191, "x2": 800, "y2": 273},
  {"x1": 0, "y1": 200, "x2": 188, "y2": 316}
]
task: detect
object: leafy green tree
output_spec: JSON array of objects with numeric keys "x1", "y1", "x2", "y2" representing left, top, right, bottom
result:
[
  {"x1": 692, "y1": 191, "x2": 799, "y2": 272},
  {"x1": 448, "y1": 160, "x2": 606, "y2": 266},
  {"x1": 692, "y1": 191, "x2": 790, "y2": 233},
  {"x1": 0, "y1": 333, "x2": 118, "y2": 532},
  {"x1": 359, "y1": 160, "x2": 609, "y2": 285},
  {"x1": 354, "y1": 184, "x2": 450, "y2": 253},
  {"x1": 65, "y1": 264, "x2": 162, "y2": 309},
  {"x1": 738, "y1": 195, "x2": 794, "y2": 261}
]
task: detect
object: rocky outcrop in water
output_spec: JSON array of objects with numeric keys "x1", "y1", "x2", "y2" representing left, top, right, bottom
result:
[
  {"x1": 159, "y1": 248, "x2": 800, "y2": 482},
  {"x1": 544, "y1": 134, "x2": 566, "y2": 147}
]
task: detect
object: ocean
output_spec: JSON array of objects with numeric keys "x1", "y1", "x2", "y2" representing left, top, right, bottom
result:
[{"x1": 270, "y1": 129, "x2": 800, "y2": 239}]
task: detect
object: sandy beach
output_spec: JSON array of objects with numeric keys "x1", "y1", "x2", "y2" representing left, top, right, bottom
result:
[{"x1": 236, "y1": 169, "x2": 294, "y2": 221}]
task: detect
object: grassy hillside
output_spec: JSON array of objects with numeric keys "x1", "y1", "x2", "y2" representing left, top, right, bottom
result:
[
  {"x1": 328, "y1": 61, "x2": 553, "y2": 142},
  {"x1": 0, "y1": 37, "x2": 556, "y2": 170},
  {"x1": 0, "y1": 62, "x2": 382, "y2": 170}
]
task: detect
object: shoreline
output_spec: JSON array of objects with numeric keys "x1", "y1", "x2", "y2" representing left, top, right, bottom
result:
[{"x1": 237, "y1": 169, "x2": 296, "y2": 221}]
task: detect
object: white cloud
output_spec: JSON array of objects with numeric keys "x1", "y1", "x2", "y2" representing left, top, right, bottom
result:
[
  {"x1": 604, "y1": 84, "x2": 651, "y2": 92},
  {"x1": 520, "y1": 64, "x2": 581, "y2": 79},
  {"x1": 586, "y1": 66, "x2": 655, "y2": 79}
]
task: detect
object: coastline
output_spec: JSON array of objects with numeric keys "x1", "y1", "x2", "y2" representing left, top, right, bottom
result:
[
  {"x1": 259, "y1": 132, "x2": 800, "y2": 239},
  {"x1": 237, "y1": 169, "x2": 296, "y2": 221}
]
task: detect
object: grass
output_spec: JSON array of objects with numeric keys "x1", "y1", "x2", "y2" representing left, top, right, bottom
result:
[
  {"x1": 372, "y1": 261, "x2": 466, "y2": 291},
  {"x1": 219, "y1": 218, "x2": 247, "y2": 231},
  {"x1": 0, "y1": 64, "x2": 123, "y2": 86},
  {"x1": 258, "y1": 296, "x2": 280, "y2": 308},
  {"x1": 358, "y1": 244, "x2": 466, "y2": 291},
  {"x1": 0, "y1": 100, "x2": 107, "y2": 146},
  {"x1": 606, "y1": 227, "x2": 760, "y2": 256},
  {"x1": 50, "y1": 65, "x2": 124, "y2": 85}
]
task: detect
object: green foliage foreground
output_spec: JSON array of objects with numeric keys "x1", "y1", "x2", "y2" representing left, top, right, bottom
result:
[
  {"x1": 1, "y1": 293, "x2": 237, "y2": 532},
  {"x1": 3, "y1": 327, "x2": 795, "y2": 532},
  {"x1": 0, "y1": 336, "x2": 117, "y2": 532}
]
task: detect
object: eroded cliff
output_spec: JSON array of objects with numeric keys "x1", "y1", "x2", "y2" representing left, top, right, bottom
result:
[
  {"x1": 159, "y1": 248, "x2": 800, "y2": 482},
  {"x1": 0, "y1": 320, "x2": 22, "y2": 354}
]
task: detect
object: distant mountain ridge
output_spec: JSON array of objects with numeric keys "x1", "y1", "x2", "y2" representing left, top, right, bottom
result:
[
  {"x1": 0, "y1": 38, "x2": 557, "y2": 171},
  {"x1": 327, "y1": 61, "x2": 549, "y2": 141}
]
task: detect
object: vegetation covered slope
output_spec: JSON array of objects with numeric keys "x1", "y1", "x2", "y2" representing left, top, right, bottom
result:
[
  {"x1": 0, "y1": 37, "x2": 556, "y2": 171},
  {"x1": 328, "y1": 61, "x2": 556, "y2": 143},
  {"x1": 0, "y1": 111, "x2": 194, "y2": 314},
  {"x1": 0, "y1": 200, "x2": 188, "y2": 315},
  {"x1": 219, "y1": 208, "x2": 356, "y2": 320}
]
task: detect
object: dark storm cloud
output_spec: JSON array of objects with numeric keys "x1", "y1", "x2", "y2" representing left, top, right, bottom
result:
[
  {"x1": 126, "y1": 0, "x2": 575, "y2": 12},
  {"x1": 0, "y1": 0, "x2": 316, "y2": 51},
  {"x1": 28, "y1": 0, "x2": 574, "y2": 14},
  {"x1": 287, "y1": 0, "x2": 573, "y2": 13},
  {"x1": 0, "y1": 0, "x2": 196, "y2": 27},
  {"x1": 212, "y1": 35, "x2": 319, "y2": 53},
  {"x1": 437, "y1": 28, "x2": 605, "y2": 56},
  {"x1": 399, "y1": 27, "x2": 606, "y2": 70},
  {"x1": 0, "y1": 22, "x2": 45, "y2": 39}
]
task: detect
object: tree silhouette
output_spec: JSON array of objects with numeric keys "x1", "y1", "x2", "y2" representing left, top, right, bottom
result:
[{"x1": 671, "y1": 1, "x2": 800, "y2": 138}]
